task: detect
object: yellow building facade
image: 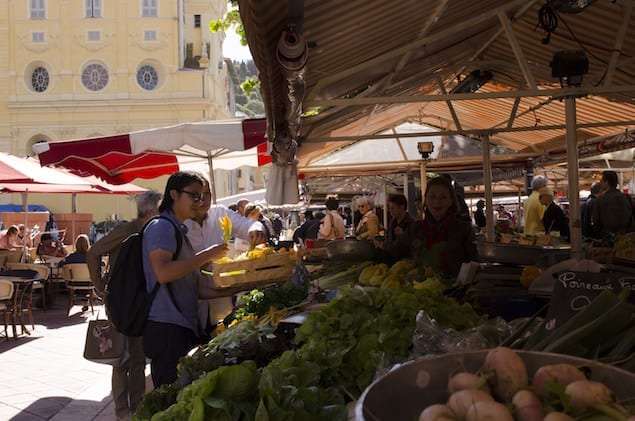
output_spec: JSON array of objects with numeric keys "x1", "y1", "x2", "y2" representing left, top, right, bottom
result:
[{"x1": 0, "y1": 0, "x2": 235, "y2": 224}]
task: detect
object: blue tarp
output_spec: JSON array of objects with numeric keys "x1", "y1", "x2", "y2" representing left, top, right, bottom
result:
[{"x1": 0, "y1": 204, "x2": 50, "y2": 213}]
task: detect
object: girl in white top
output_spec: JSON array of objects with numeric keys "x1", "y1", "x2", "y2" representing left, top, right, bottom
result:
[{"x1": 318, "y1": 197, "x2": 346, "y2": 240}]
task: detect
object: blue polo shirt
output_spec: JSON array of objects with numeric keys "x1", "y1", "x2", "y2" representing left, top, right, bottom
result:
[{"x1": 143, "y1": 212, "x2": 199, "y2": 334}]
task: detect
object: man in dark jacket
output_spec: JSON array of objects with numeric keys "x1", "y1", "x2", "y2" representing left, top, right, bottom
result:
[
  {"x1": 87, "y1": 190, "x2": 162, "y2": 420},
  {"x1": 581, "y1": 182, "x2": 601, "y2": 238},
  {"x1": 378, "y1": 194, "x2": 416, "y2": 263},
  {"x1": 293, "y1": 211, "x2": 325, "y2": 245},
  {"x1": 592, "y1": 171, "x2": 635, "y2": 238}
]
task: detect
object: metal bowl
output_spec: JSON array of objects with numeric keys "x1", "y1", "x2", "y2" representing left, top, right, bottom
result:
[
  {"x1": 475, "y1": 240, "x2": 571, "y2": 267},
  {"x1": 355, "y1": 350, "x2": 635, "y2": 421},
  {"x1": 325, "y1": 239, "x2": 375, "y2": 262}
]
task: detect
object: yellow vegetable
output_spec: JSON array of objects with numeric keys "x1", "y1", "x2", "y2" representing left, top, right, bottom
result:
[
  {"x1": 388, "y1": 259, "x2": 415, "y2": 276},
  {"x1": 359, "y1": 263, "x2": 389, "y2": 286},
  {"x1": 520, "y1": 266, "x2": 541, "y2": 288},
  {"x1": 380, "y1": 273, "x2": 402, "y2": 289},
  {"x1": 218, "y1": 214, "x2": 232, "y2": 244}
]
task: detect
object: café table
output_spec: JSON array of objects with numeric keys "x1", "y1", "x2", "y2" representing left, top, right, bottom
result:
[{"x1": 0, "y1": 271, "x2": 42, "y2": 339}]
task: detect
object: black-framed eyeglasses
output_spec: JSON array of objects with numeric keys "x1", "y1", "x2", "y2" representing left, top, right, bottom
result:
[{"x1": 177, "y1": 189, "x2": 205, "y2": 203}]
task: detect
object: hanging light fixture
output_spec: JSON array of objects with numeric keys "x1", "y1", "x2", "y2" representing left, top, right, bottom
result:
[{"x1": 450, "y1": 70, "x2": 493, "y2": 94}]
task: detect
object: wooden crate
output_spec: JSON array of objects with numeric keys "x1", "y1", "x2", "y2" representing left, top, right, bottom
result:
[
  {"x1": 297, "y1": 247, "x2": 328, "y2": 260},
  {"x1": 588, "y1": 247, "x2": 614, "y2": 264},
  {"x1": 210, "y1": 252, "x2": 293, "y2": 288}
]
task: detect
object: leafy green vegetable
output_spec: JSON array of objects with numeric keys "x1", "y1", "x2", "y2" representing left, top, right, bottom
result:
[
  {"x1": 257, "y1": 351, "x2": 347, "y2": 421},
  {"x1": 294, "y1": 285, "x2": 482, "y2": 397}
]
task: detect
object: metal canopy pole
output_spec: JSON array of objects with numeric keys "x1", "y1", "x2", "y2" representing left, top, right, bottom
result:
[
  {"x1": 207, "y1": 151, "x2": 217, "y2": 204},
  {"x1": 482, "y1": 135, "x2": 495, "y2": 241},
  {"x1": 420, "y1": 161, "x2": 427, "y2": 218},
  {"x1": 565, "y1": 97, "x2": 582, "y2": 259}
]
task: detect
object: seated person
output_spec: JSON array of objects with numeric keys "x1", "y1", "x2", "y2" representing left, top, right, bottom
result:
[
  {"x1": 16, "y1": 224, "x2": 33, "y2": 248},
  {"x1": 408, "y1": 176, "x2": 478, "y2": 278},
  {"x1": 37, "y1": 233, "x2": 68, "y2": 259},
  {"x1": 59, "y1": 234, "x2": 90, "y2": 267},
  {"x1": 0, "y1": 225, "x2": 22, "y2": 249}
]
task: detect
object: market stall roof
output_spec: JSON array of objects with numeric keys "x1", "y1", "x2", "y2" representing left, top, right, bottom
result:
[{"x1": 237, "y1": 0, "x2": 635, "y2": 177}]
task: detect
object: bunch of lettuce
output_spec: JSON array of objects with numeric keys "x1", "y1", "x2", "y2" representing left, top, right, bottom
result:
[
  {"x1": 294, "y1": 285, "x2": 482, "y2": 397},
  {"x1": 147, "y1": 361, "x2": 260, "y2": 421},
  {"x1": 256, "y1": 351, "x2": 347, "y2": 421}
]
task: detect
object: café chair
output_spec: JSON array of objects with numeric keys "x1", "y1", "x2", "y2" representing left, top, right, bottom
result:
[
  {"x1": 62, "y1": 263, "x2": 97, "y2": 316},
  {"x1": 0, "y1": 279, "x2": 15, "y2": 340},
  {"x1": 6, "y1": 249, "x2": 24, "y2": 264},
  {"x1": 1, "y1": 280, "x2": 34, "y2": 339},
  {"x1": 6, "y1": 262, "x2": 50, "y2": 316}
]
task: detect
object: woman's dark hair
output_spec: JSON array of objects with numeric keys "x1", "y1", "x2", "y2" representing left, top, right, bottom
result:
[
  {"x1": 6, "y1": 225, "x2": 19, "y2": 236},
  {"x1": 425, "y1": 176, "x2": 460, "y2": 215},
  {"x1": 40, "y1": 233, "x2": 52, "y2": 242},
  {"x1": 325, "y1": 197, "x2": 339, "y2": 211},
  {"x1": 388, "y1": 194, "x2": 408, "y2": 209},
  {"x1": 159, "y1": 171, "x2": 206, "y2": 213}
]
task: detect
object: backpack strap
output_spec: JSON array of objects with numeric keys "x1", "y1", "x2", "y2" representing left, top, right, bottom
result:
[
  {"x1": 143, "y1": 215, "x2": 184, "y2": 314},
  {"x1": 143, "y1": 215, "x2": 182, "y2": 258}
]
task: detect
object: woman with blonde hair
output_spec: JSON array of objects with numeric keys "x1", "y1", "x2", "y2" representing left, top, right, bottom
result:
[
  {"x1": 59, "y1": 234, "x2": 90, "y2": 267},
  {"x1": 355, "y1": 197, "x2": 382, "y2": 240}
]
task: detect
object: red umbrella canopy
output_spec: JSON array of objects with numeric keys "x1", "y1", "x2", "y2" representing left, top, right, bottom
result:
[
  {"x1": 0, "y1": 152, "x2": 101, "y2": 193},
  {"x1": 37, "y1": 118, "x2": 268, "y2": 185}
]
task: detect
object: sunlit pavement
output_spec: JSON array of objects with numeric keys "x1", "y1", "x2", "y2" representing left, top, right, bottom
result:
[{"x1": 0, "y1": 293, "x2": 152, "y2": 420}]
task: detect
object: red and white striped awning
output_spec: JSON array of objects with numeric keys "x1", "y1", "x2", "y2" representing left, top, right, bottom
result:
[{"x1": 37, "y1": 118, "x2": 269, "y2": 185}]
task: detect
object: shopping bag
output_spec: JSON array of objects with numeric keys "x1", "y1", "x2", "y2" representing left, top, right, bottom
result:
[{"x1": 83, "y1": 316, "x2": 125, "y2": 365}]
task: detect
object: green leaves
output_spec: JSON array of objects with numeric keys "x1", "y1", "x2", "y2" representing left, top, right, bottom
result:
[{"x1": 294, "y1": 285, "x2": 481, "y2": 397}]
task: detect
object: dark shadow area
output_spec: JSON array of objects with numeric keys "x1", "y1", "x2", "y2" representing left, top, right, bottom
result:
[
  {"x1": 0, "y1": 296, "x2": 100, "y2": 353},
  {"x1": 9, "y1": 396, "x2": 72, "y2": 420}
]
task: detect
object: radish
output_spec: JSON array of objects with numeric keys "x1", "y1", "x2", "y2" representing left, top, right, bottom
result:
[
  {"x1": 531, "y1": 364, "x2": 586, "y2": 395},
  {"x1": 512, "y1": 389, "x2": 544, "y2": 421},
  {"x1": 447, "y1": 372, "x2": 490, "y2": 394},
  {"x1": 465, "y1": 400, "x2": 513, "y2": 421},
  {"x1": 447, "y1": 389, "x2": 494, "y2": 419},
  {"x1": 482, "y1": 347, "x2": 529, "y2": 401},
  {"x1": 418, "y1": 404, "x2": 457, "y2": 421},
  {"x1": 543, "y1": 412, "x2": 575, "y2": 421},
  {"x1": 565, "y1": 379, "x2": 614, "y2": 411}
]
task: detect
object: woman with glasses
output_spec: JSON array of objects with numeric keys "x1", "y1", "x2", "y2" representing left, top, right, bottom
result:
[
  {"x1": 355, "y1": 197, "x2": 382, "y2": 240},
  {"x1": 142, "y1": 171, "x2": 229, "y2": 388}
]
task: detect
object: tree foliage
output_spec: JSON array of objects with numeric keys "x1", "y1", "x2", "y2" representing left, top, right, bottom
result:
[
  {"x1": 230, "y1": 60, "x2": 263, "y2": 116},
  {"x1": 211, "y1": 3, "x2": 263, "y2": 116}
]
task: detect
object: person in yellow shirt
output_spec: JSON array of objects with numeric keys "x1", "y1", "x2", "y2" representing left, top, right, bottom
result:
[{"x1": 523, "y1": 176, "x2": 548, "y2": 235}]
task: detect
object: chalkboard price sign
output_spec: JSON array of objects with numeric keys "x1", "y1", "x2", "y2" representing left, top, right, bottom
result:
[{"x1": 544, "y1": 270, "x2": 635, "y2": 329}]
